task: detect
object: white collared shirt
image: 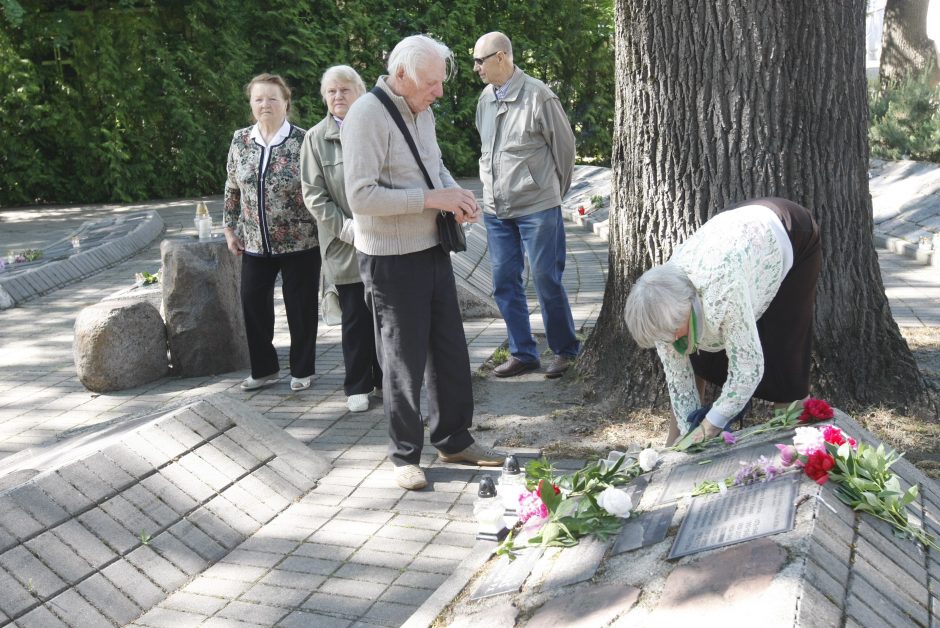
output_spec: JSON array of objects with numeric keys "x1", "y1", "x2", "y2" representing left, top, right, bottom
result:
[{"x1": 249, "y1": 119, "x2": 291, "y2": 176}]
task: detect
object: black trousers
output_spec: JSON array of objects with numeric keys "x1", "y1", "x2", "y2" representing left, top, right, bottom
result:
[
  {"x1": 690, "y1": 198, "x2": 821, "y2": 401},
  {"x1": 241, "y1": 248, "x2": 320, "y2": 379},
  {"x1": 358, "y1": 246, "x2": 475, "y2": 466},
  {"x1": 336, "y1": 281, "x2": 382, "y2": 396}
]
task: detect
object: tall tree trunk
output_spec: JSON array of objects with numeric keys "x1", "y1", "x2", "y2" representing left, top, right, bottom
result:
[
  {"x1": 580, "y1": 0, "x2": 927, "y2": 412},
  {"x1": 879, "y1": 0, "x2": 940, "y2": 87}
]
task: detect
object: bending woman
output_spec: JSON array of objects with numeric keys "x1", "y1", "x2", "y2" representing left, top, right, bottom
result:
[{"x1": 624, "y1": 198, "x2": 821, "y2": 448}]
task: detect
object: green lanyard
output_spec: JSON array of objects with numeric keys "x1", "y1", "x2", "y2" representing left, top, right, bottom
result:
[{"x1": 672, "y1": 307, "x2": 698, "y2": 355}]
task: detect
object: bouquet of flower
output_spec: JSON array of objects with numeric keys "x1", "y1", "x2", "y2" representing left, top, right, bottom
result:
[
  {"x1": 777, "y1": 424, "x2": 937, "y2": 549},
  {"x1": 496, "y1": 449, "x2": 660, "y2": 557}
]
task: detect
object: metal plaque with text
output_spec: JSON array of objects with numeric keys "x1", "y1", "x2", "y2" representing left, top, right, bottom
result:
[
  {"x1": 470, "y1": 546, "x2": 543, "y2": 600},
  {"x1": 657, "y1": 442, "x2": 780, "y2": 504},
  {"x1": 667, "y1": 472, "x2": 800, "y2": 560}
]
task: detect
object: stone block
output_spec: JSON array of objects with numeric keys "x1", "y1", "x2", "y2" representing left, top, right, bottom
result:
[
  {"x1": 47, "y1": 589, "x2": 124, "y2": 628},
  {"x1": 0, "y1": 568, "x2": 36, "y2": 617},
  {"x1": 186, "y1": 507, "x2": 244, "y2": 550},
  {"x1": 125, "y1": 546, "x2": 189, "y2": 593},
  {"x1": 24, "y1": 531, "x2": 95, "y2": 585},
  {"x1": 122, "y1": 483, "x2": 180, "y2": 529},
  {"x1": 140, "y1": 474, "x2": 199, "y2": 517},
  {"x1": 75, "y1": 573, "x2": 142, "y2": 625},
  {"x1": 78, "y1": 508, "x2": 139, "y2": 555},
  {"x1": 168, "y1": 520, "x2": 227, "y2": 563},
  {"x1": 527, "y1": 583, "x2": 641, "y2": 628},
  {"x1": 101, "y1": 560, "x2": 165, "y2": 610},
  {"x1": 161, "y1": 237, "x2": 249, "y2": 376},
  {"x1": 16, "y1": 605, "x2": 69, "y2": 628},
  {"x1": 7, "y1": 484, "x2": 69, "y2": 528},
  {"x1": 0, "y1": 545, "x2": 67, "y2": 600},
  {"x1": 52, "y1": 520, "x2": 117, "y2": 570},
  {"x1": 73, "y1": 299, "x2": 168, "y2": 392},
  {"x1": 0, "y1": 495, "x2": 43, "y2": 541},
  {"x1": 149, "y1": 531, "x2": 208, "y2": 576}
]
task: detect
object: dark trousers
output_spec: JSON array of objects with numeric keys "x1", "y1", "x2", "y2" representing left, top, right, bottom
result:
[
  {"x1": 690, "y1": 198, "x2": 821, "y2": 401},
  {"x1": 241, "y1": 249, "x2": 320, "y2": 379},
  {"x1": 358, "y1": 246, "x2": 475, "y2": 466},
  {"x1": 336, "y1": 281, "x2": 382, "y2": 396}
]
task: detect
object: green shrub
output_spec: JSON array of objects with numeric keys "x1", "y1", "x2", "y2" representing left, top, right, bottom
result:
[{"x1": 869, "y1": 65, "x2": 940, "y2": 163}]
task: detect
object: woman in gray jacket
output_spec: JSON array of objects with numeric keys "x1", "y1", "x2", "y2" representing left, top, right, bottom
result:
[{"x1": 301, "y1": 66, "x2": 382, "y2": 412}]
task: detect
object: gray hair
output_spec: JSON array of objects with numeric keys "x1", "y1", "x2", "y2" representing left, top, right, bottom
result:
[
  {"x1": 319, "y1": 65, "x2": 367, "y2": 102},
  {"x1": 387, "y1": 34, "x2": 456, "y2": 83},
  {"x1": 624, "y1": 262, "x2": 696, "y2": 349}
]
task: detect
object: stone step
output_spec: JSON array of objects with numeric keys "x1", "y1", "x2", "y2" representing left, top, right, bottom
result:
[{"x1": 0, "y1": 395, "x2": 330, "y2": 627}]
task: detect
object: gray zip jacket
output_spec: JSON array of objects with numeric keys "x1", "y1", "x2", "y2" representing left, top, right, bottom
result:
[{"x1": 476, "y1": 68, "x2": 575, "y2": 219}]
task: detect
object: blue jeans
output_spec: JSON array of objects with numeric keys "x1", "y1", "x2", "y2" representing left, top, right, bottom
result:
[{"x1": 484, "y1": 207, "x2": 580, "y2": 363}]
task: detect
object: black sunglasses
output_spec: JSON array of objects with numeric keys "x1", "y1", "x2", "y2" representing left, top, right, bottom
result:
[{"x1": 472, "y1": 51, "x2": 499, "y2": 66}]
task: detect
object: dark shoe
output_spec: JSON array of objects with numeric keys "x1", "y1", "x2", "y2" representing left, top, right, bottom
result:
[
  {"x1": 544, "y1": 355, "x2": 573, "y2": 379},
  {"x1": 438, "y1": 442, "x2": 505, "y2": 466},
  {"x1": 494, "y1": 357, "x2": 540, "y2": 378}
]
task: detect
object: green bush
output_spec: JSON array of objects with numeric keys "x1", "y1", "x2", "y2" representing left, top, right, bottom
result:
[
  {"x1": 869, "y1": 65, "x2": 940, "y2": 163},
  {"x1": 0, "y1": 0, "x2": 614, "y2": 207}
]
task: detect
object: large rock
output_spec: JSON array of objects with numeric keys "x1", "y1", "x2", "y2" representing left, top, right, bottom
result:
[
  {"x1": 161, "y1": 236, "x2": 249, "y2": 376},
  {"x1": 74, "y1": 300, "x2": 169, "y2": 392}
]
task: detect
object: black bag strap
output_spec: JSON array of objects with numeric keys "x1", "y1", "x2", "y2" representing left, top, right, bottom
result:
[{"x1": 370, "y1": 86, "x2": 434, "y2": 190}]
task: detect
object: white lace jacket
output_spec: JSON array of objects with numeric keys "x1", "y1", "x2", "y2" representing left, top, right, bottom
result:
[{"x1": 655, "y1": 206, "x2": 791, "y2": 432}]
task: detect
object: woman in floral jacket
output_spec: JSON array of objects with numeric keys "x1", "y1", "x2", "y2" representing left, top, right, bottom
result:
[{"x1": 223, "y1": 73, "x2": 320, "y2": 392}]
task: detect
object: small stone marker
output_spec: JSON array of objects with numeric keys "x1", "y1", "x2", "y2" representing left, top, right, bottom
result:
[
  {"x1": 538, "y1": 535, "x2": 609, "y2": 591},
  {"x1": 612, "y1": 504, "x2": 676, "y2": 555},
  {"x1": 668, "y1": 472, "x2": 799, "y2": 560},
  {"x1": 469, "y1": 546, "x2": 543, "y2": 600},
  {"x1": 657, "y1": 442, "x2": 780, "y2": 504},
  {"x1": 526, "y1": 583, "x2": 641, "y2": 628}
]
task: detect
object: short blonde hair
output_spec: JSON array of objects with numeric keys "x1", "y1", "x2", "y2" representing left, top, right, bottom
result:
[
  {"x1": 245, "y1": 73, "x2": 292, "y2": 118},
  {"x1": 319, "y1": 65, "x2": 367, "y2": 102}
]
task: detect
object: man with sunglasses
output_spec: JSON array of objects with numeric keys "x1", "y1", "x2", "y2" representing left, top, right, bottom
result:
[{"x1": 473, "y1": 32, "x2": 579, "y2": 380}]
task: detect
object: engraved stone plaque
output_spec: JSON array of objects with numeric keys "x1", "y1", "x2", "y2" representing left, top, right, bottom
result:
[
  {"x1": 668, "y1": 472, "x2": 799, "y2": 560},
  {"x1": 657, "y1": 442, "x2": 780, "y2": 504},
  {"x1": 612, "y1": 504, "x2": 677, "y2": 555},
  {"x1": 470, "y1": 546, "x2": 544, "y2": 600}
]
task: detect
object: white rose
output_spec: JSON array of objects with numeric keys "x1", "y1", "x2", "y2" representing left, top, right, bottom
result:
[
  {"x1": 638, "y1": 448, "x2": 659, "y2": 472},
  {"x1": 597, "y1": 487, "x2": 632, "y2": 518}
]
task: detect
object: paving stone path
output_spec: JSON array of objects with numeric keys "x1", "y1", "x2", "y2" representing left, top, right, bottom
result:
[{"x1": 0, "y1": 165, "x2": 937, "y2": 627}]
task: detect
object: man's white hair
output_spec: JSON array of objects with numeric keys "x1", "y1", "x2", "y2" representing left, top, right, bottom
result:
[
  {"x1": 624, "y1": 262, "x2": 696, "y2": 349},
  {"x1": 387, "y1": 34, "x2": 455, "y2": 83}
]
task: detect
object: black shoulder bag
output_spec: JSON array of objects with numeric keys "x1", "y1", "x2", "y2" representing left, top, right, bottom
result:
[{"x1": 370, "y1": 87, "x2": 467, "y2": 253}]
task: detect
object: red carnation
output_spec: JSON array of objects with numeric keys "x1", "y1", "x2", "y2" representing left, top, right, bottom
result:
[
  {"x1": 799, "y1": 398, "x2": 834, "y2": 423},
  {"x1": 578, "y1": 206, "x2": 586, "y2": 216},
  {"x1": 803, "y1": 450, "x2": 835, "y2": 485},
  {"x1": 822, "y1": 425, "x2": 847, "y2": 447},
  {"x1": 536, "y1": 482, "x2": 560, "y2": 498}
]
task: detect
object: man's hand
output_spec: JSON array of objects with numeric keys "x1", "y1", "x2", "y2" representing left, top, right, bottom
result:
[
  {"x1": 424, "y1": 188, "x2": 478, "y2": 221},
  {"x1": 223, "y1": 228, "x2": 245, "y2": 256}
]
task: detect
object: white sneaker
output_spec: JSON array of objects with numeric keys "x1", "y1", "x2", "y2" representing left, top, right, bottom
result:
[
  {"x1": 240, "y1": 372, "x2": 278, "y2": 391},
  {"x1": 290, "y1": 376, "x2": 311, "y2": 391},
  {"x1": 347, "y1": 393, "x2": 369, "y2": 412},
  {"x1": 394, "y1": 464, "x2": 427, "y2": 490}
]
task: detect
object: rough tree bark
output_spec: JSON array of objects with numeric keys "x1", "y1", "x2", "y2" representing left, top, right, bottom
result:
[
  {"x1": 580, "y1": 0, "x2": 927, "y2": 413},
  {"x1": 879, "y1": 0, "x2": 940, "y2": 88}
]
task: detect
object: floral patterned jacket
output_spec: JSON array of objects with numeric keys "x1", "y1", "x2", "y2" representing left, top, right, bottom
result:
[{"x1": 223, "y1": 124, "x2": 318, "y2": 256}]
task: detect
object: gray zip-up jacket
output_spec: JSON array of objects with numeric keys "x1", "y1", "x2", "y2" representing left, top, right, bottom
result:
[{"x1": 476, "y1": 68, "x2": 575, "y2": 219}]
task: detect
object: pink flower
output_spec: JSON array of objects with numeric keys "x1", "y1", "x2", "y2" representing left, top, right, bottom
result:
[
  {"x1": 721, "y1": 431, "x2": 736, "y2": 445},
  {"x1": 793, "y1": 426, "x2": 826, "y2": 456},
  {"x1": 776, "y1": 444, "x2": 799, "y2": 467},
  {"x1": 799, "y1": 398, "x2": 834, "y2": 423},
  {"x1": 517, "y1": 490, "x2": 548, "y2": 524}
]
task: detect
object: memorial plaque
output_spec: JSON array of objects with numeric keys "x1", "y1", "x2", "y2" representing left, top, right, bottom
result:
[
  {"x1": 657, "y1": 442, "x2": 780, "y2": 504},
  {"x1": 668, "y1": 472, "x2": 800, "y2": 560},
  {"x1": 470, "y1": 546, "x2": 544, "y2": 600},
  {"x1": 621, "y1": 475, "x2": 649, "y2": 508},
  {"x1": 612, "y1": 504, "x2": 677, "y2": 555}
]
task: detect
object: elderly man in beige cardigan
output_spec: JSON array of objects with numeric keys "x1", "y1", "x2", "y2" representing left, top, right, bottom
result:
[{"x1": 342, "y1": 34, "x2": 504, "y2": 490}]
